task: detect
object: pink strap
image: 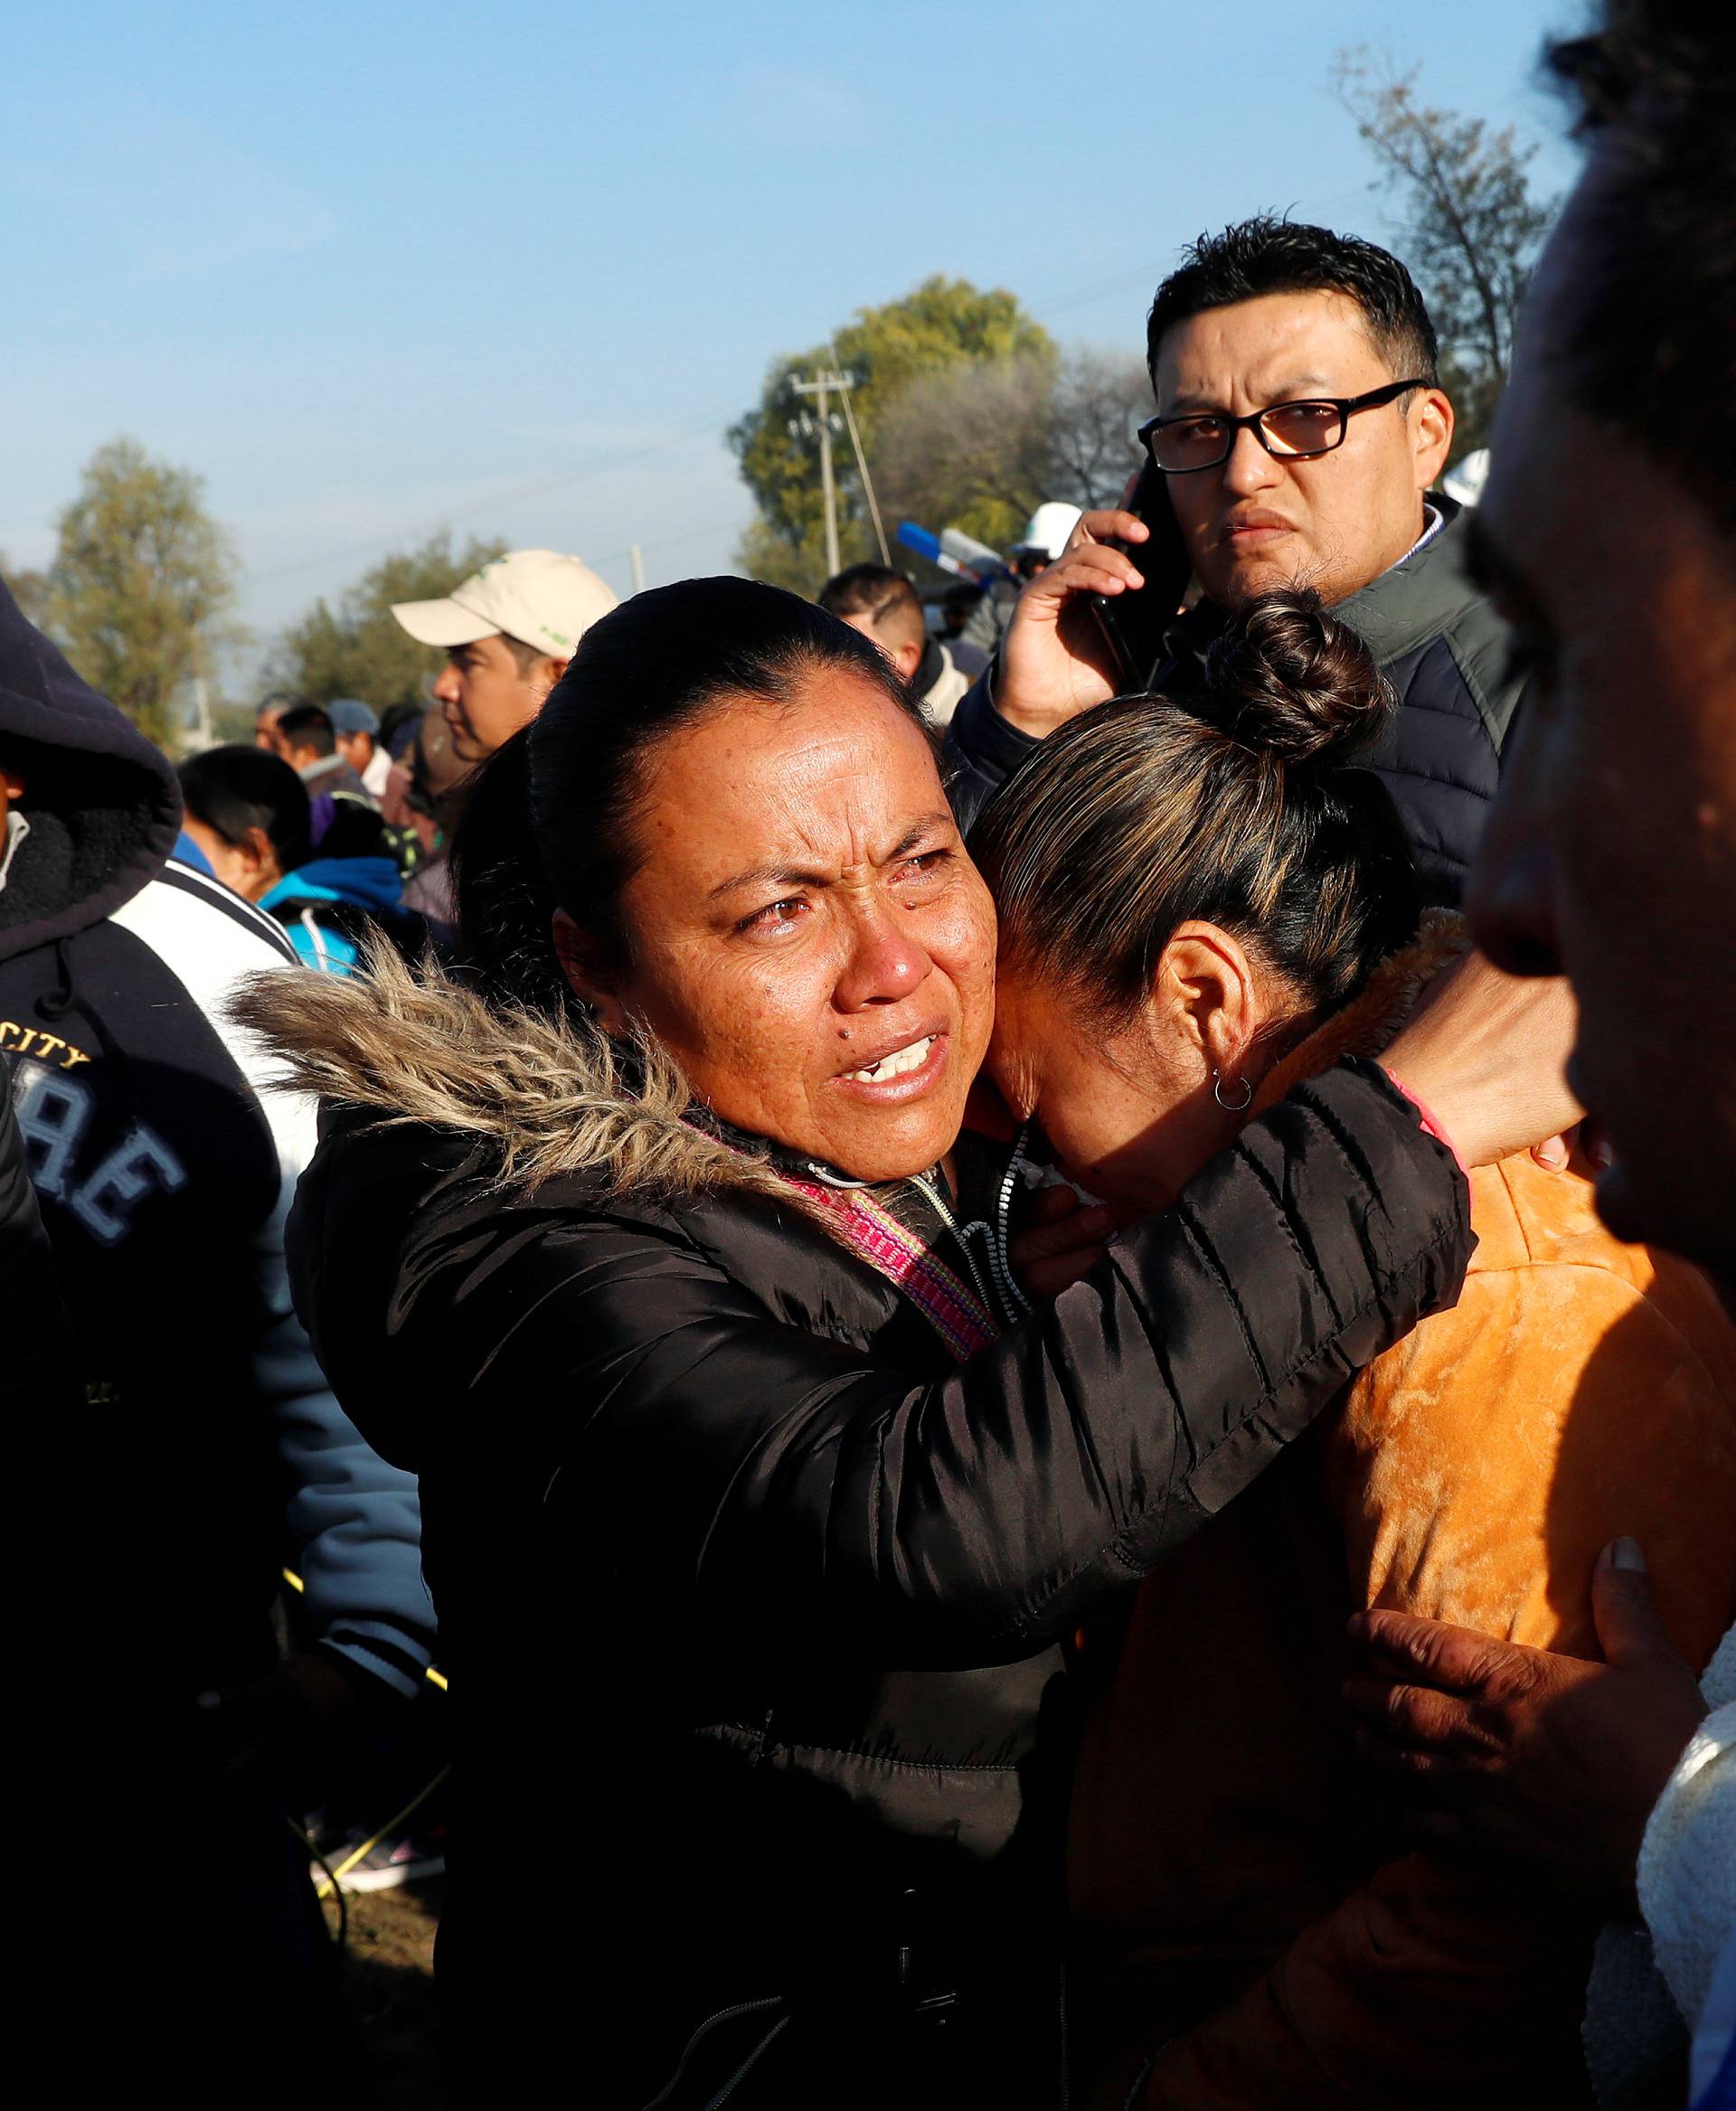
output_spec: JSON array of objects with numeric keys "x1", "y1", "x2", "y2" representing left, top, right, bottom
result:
[{"x1": 1381, "y1": 1069, "x2": 1468, "y2": 1176}]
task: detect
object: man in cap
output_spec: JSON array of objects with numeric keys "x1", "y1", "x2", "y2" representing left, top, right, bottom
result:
[
  {"x1": 328, "y1": 698, "x2": 392, "y2": 800},
  {"x1": 392, "y1": 548, "x2": 618, "y2": 764}
]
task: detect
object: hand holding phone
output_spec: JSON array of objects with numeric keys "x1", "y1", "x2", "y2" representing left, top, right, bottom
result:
[
  {"x1": 1088, "y1": 461, "x2": 1192, "y2": 693},
  {"x1": 993, "y1": 505, "x2": 1153, "y2": 739}
]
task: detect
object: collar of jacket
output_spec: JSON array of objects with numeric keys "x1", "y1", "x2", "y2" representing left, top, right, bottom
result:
[
  {"x1": 1163, "y1": 490, "x2": 1477, "y2": 678},
  {"x1": 231, "y1": 943, "x2": 958, "y2": 1250}
]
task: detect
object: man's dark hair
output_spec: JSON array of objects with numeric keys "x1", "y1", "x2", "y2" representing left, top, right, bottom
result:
[
  {"x1": 1544, "y1": 5, "x2": 1736, "y2": 533},
  {"x1": 276, "y1": 702, "x2": 335, "y2": 757},
  {"x1": 1146, "y1": 217, "x2": 1439, "y2": 393},
  {"x1": 179, "y1": 747, "x2": 311, "y2": 872},
  {"x1": 817, "y1": 563, "x2": 923, "y2": 633}
]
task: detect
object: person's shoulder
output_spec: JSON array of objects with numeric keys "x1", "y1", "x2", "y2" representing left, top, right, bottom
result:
[{"x1": 113, "y1": 859, "x2": 299, "y2": 975}]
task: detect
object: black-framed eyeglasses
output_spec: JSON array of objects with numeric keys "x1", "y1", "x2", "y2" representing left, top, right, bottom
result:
[{"x1": 1140, "y1": 378, "x2": 1430, "y2": 474}]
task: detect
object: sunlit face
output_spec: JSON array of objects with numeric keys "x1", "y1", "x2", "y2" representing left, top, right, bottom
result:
[
  {"x1": 433, "y1": 634, "x2": 559, "y2": 761},
  {"x1": 1152, "y1": 290, "x2": 1452, "y2": 609},
  {"x1": 563, "y1": 670, "x2": 996, "y2": 1183},
  {"x1": 1466, "y1": 165, "x2": 1736, "y2": 1291}
]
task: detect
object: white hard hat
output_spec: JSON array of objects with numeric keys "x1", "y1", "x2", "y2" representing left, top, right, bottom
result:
[
  {"x1": 392, "y1": 548, "x2": 618, "y2": 660},
  {"x1": 1012, "y1": 503, "x2": 1083, "y2": 561},
  {"x1": 1441, "y1": 449, "x2": 1491, "y2": 510}
]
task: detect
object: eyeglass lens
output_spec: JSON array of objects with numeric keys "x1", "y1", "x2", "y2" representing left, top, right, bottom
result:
[{"x1": 1152, "y1": 401, "x2": 1345, "y2": 471}]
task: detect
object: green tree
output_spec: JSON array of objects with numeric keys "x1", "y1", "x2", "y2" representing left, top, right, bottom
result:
[
  {"x1": 1335, "y1": 53, "x2": 1557, "y2": 456},
  {"x1": 272, "y1": 531, "x2": 508, "y2": 712},
  {"x1": 730, "y1": 277, "x2": 1057, "y2": 590},
  {"x1": 0, "y1": 558, "x2": 51, "y2": 628},
  {"x1": 42, "y1": 438, "x2": 241, "y2": 749},
  {"x1": 873, "y1": 348, "x2": 1150, "y2": 551}
]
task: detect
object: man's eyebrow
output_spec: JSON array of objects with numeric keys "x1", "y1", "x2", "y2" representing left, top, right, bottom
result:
[
  {"x1": 1161, "y1": 374, "x2": 1342, "y2": 414},
  {"x1": 706, "y1": 812, "x2": 957, "y2": 903}
]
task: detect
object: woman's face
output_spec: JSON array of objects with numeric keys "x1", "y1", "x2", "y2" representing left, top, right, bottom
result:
[
  {"x1": 987, "y1": 928, "x2": 1280, "y2": 1220},
  {"x1": 571, "y1": 668, "x2": 996, "y2": 1183}
]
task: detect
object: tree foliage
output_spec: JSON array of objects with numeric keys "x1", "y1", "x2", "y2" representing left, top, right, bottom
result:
[
  {"x1": 730, "y1": 277, "x2": 1057, "y2": 589},
  {"x1": 872, "y1": 350, "x2": 1149, "y2": 559},
  {"x1": 1334, "y1": 52, "x2": 1556, "y2": 454},
  {"x1": 271, "y1": 531, "x2": 508, "y2": 711},
  {"x1": 42, "y1": 438, "x2": 240, "y2": 749}
]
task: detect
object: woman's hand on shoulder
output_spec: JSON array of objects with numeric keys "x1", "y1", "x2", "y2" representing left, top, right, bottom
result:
[{"x1": 1382, "y1": 949, "x2": 1582, "y2": 1169}]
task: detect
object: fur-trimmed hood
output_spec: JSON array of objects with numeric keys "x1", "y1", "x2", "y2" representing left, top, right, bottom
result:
[{"x1": 232, "y1": 941, "x2": 807, "y2": 1213}]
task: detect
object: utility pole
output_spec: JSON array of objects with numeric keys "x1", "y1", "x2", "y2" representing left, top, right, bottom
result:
[
  {"x1": 628, "y1": 544, "x2": 646, "y2": 593},
  {"x1": 829, "y1": 344, "x2": 890, "y2": 565},
  {"x1": 791, "y1": 371, "x2": 846, "y2": 579}
]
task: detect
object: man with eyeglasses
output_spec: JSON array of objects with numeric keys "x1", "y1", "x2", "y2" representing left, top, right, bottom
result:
[{"x1": 946, "y1": 216, "x2": 1528, "y2": 908}]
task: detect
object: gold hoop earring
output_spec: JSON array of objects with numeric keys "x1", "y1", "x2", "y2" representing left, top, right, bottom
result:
[{"x1": 1213, "y1": 1070, "x2": 1252, "y2": 1113}]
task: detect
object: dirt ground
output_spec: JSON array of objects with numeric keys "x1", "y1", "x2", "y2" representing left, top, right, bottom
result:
[{"x1": 325, "y1": 1877, "x2": 446, "y2": 2107}]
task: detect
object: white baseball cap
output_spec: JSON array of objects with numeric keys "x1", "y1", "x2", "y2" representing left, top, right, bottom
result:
[{"x1": 391, "y1": 548, "x2": 619, "y2": 659}]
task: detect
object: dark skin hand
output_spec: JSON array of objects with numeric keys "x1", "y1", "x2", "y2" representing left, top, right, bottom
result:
[
  {"x1": 1344, "y1": 1541, "x2": 1708, "y2": 1916},
  {"x1": 194, "y1": 1652, "x2": 387, "y2": 1805}
]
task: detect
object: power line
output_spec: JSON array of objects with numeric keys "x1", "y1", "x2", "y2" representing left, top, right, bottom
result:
[{"x1": 244, "y1": 404, "x2": 742, "y2": 589}]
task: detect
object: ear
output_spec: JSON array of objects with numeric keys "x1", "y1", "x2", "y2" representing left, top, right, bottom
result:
[
  {"x1": 1410, "y1": 386, "x2": 1455, "y2": 492},
  {"x1": 533, "y1": 655, "x2": 571, "y2": 703},
  {"x1": 1151, "y1": 922, "x2": 1262, "y2": 1083},
  {"x1": 891, "y1": 636, "x2": 923, "y2": 684},
  {"x1": 241, "y1": 825, "x2": 281, "y2": 891},
  {"x1": 552, "y1": 908, "x2": 631, "y2": 1032}
]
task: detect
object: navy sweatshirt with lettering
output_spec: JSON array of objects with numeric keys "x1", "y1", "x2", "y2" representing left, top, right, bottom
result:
[{"x1": 0, "y1": 578, "x2": 434, "y2": 1729}]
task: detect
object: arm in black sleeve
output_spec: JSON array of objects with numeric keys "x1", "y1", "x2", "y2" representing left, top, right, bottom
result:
[
  {"x1": 391, "y1": 1061, "x2": 1470, "y2": 1663},
  {"x1": 940, "y1": 661, "x2": 1039, "y2": 834}
]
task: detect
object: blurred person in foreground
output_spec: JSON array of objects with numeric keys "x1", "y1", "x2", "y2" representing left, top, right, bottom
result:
[
  {"x1": 819, "y1": 561, "x2": 972, "y2": 725},
  {"x1": 391, "y1": 545, "x2": 618, "y2": 763},
  {"x1": 0, "y1": 578, "x2": 436, "y2": 2102},
  {"x1": 948, "y1": 219, "x2": 1525, "y2": 908},
  {"x1": 1345, "y1": 10, "x2": 1736, "y2": 2105},
  {"x1": 968, "y1": 593, "x2": 1736, "y2": 2108},
  {"x1": 239, "y1": 574, "x2": 1580, "y2": 2106}
]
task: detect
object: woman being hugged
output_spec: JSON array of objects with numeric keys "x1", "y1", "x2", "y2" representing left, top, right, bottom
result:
[
  {"x1": 241, "y1": 579, "x2": 1563, "y2": 2107},
  {"x1": 969, "y1": 594, "x2": 1736, "y2": 2110}
]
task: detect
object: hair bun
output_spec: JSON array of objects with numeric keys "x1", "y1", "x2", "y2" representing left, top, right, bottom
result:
[{"x1": 1200, "y1": 590, "x2": 1392, "y2": 765}]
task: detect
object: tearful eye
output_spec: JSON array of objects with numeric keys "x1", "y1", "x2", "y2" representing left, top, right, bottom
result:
[{"x1": 739, "y1": 897, "x2": 808, "y2": 935}]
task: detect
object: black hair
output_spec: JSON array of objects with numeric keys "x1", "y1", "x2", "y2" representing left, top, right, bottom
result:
[
  {"x1": 178, "y1": 746, "x2": 311, "y2": 873},
  {"x1": 449, "y1": 576, "x2": 927, "y2": 1014},
  {"x1": 817, "y1": 563, "x2": 924, "y2": 636},
  {"x1": 276, "y1": 702, "x2": 335, "y2": 757},
  {"x1": 1545, "y1": 6, "x2": 1736, "y2": 534},
  {"x1": 1146, "y1": 216, "x2": 1439, "y2": 393},
  {"x1": 971, "y1": 591, "x2": 1420, "y2": 1028}
]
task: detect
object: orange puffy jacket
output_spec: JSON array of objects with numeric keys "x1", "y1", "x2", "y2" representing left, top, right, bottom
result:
[{"x1": 1068, "y1": 921, "x2": 1736, "y2": 2110}]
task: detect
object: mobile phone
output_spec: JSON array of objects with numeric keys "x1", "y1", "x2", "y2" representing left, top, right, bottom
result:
[{"x1": 1089, "y1": 462, "x2": 1192, "y2": 693}]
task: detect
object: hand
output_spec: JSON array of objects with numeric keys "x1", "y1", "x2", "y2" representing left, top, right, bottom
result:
[
  {"x1": 1382, "y1": 948, "x2": 1581, "y2": 1168},
  {"x1": 1344, "y1": 1541, "x2": 1707, "y2": 1914},
  {"x1": 1008, "y1": 1183, "x2": 1115, "y2": 1300},
  {"x1": 995, "y1": 507, "x2": 1153, "y2": 739},
  {"x1": 193, "y1": 1652, "x2": 381, "y2": 1797}
]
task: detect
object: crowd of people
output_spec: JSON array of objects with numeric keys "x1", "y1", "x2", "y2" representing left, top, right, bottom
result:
[{"x1": 7, "y1": 3, "x2": 1732, "y2": 2105}]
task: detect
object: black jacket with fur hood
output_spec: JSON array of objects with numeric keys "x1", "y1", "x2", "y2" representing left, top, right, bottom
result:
[{"x1": 244, "y1": 951, "x2": 1472, "y2": 2106}]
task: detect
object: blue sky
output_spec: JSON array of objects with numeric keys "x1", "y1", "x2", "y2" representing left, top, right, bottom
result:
[{"x1": 3, "y1": 0, "x2": 1583, "y2": 683}]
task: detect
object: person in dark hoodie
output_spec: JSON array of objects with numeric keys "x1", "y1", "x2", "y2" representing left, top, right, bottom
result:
[{"x1": 0, "y1": 578, "x2": 436, "y2": 2105}]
